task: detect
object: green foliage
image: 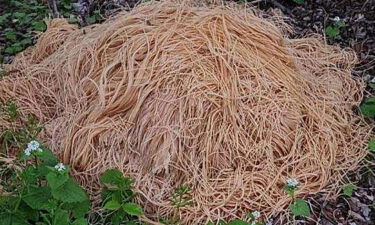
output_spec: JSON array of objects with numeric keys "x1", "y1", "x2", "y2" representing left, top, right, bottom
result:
[
  {"x1": 171, "y1": 184, "x2": 193, "y2": 208},
  {"x1": 0, "y1": 102, "x2": 90, "y2": 225},
  {"x1": 289, "y1": 198, "x2": 311, "y2": 217},
  {"x1": 0, "y1": 101, "x2": 44, "y2": 155},
  {"x1": 122, "y1": 203, "x2": 144, "y2": 216},
  {"x1": 100, "y1": 168, "x2": 143, "y2": 224},
  {"x1": 86, "y1": 10, "x2": 104, "y2": 25},
  {"x1": 360, "y1": 97, "x2": 375, "y2": 117},
  {"x1": 325, "y1": 26, "x2": 340, "y2": 38},
  {"x1": 226, "y1": 219, "x2": 249, "y2": 225},
  {"x1": 283, "y1": 184, "x2": 297, "y2": 197},
  {"x1": 0, "y1": 0, "x2": 49, "y2": 59},
  {"x1": 342, "y1": 183, "x2": 357, "y2": 197},
  {"x1": 368, "y1": 139, "x2": 375, "y2": 153},
  {"x1": 325, "y1": 18, "x2": 347, "y2": 38},
  {"x1": 292, "y1": 0, "x2": 305, "y2": 4},
  {"x1": 0, "y1": 144, "x2": 90, "y2": 225}
]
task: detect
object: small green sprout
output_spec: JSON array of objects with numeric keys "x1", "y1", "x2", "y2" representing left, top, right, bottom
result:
[
  {"x1": 100, "y1": 169, "x2": 144, "y2": 225},
  {"x1": 284, "y1": 178, "x2": 311, "y2": 217},
  {"x1": 326, "y1": 16, "x2": 347, "y2": 38},
  {"x1": 342, "y1": 183, "x2": 358, "y2": 197},
  {"x1": 171, "y1": 184, "x2": 193, "y2": 222}
]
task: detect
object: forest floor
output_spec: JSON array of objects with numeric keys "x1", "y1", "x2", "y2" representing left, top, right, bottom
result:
[{"x1": 1, "y1": 0, "x2": 374, "y2": 224}]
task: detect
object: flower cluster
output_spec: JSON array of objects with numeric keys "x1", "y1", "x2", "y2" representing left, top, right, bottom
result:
[
  {"x1": 249, "y1": 210, "x2": 261, "y2": 224},
  {"x1": 54, "y1": 163, "x2": 66, "y2": 172},
  {"x1": 24, "y1": 140, "x2": 42, "y2": 156},
  {"x1": 286, "y1": 178, "x2": 299, "y2": 188},
  {"x1": 251, "y1": 211, "x2": 260, "y2": 219}
]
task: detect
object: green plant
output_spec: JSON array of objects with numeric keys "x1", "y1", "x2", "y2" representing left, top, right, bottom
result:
[
  {"x1": 360, "y1": 97, "x2": 375, "y2": 117},
  {"x1": 292, "y1": 0, "x2": 305, "y2": 4},
  {"x1": 283, "y1": 178, "x2": 311, "y2": 217},
  {"x1": 100, "y1": 169, "x2": 144, "y2": 225},
  {"x1": 0, "y1": 101, "x2": 44, "y2": 155},
  {"x1": 342, "y1": 183, "x2": 358, "y2": 197},
  {"x1": 0, "y1": 140, "x2": 90, "y2": 225},
  {"x1": 85, "y1": 10, "x2": 104, "y2": 25},
  {"x1": 0, "y1": 0, "x2": 49, "y2": 58},
  {"x1": 369, "y1": 140, "x2": 375, "y2": 153},
  {"x1": 325, "y1": 17, "x2": 347, "y2": 38},
  {"x1": 170, "y1": 184, "x2": 193, "y2": 223},
  {"x1": 206, "y1": 211, "x2": 264, "y2": 225}
]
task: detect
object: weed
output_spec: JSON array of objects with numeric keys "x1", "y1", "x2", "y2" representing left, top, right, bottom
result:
[
  {"x1": 283, "y1": 178, "x2": 311, "y2": 217},
  {"x1": 342, "y1": 183, "x2": 358, "y2": 197},
  {"x1": 325, "y1": 16, "x2": 347, "y2": 38},
  {"x1": 0, "y1": 140, "x2": 90, "y2": 224},
  {"x1": 100, "y1": 169, "x2": 144, "y2": 224}
]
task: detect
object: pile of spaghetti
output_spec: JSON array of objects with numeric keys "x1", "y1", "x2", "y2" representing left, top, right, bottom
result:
[{"x1": 0, "y1": 0, "x2": 372, "y2": 223}]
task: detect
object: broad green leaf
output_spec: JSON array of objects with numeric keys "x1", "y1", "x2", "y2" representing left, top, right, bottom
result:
[
  {"x1": 22, "y1": 186, "x2": 53, "y2": 210},
  {"x1": 16, "y1": 202, "x2": 39, "y2": 221},
  {"x1": 325, "y1": 26, "x2": 340, "y2": 38},
  {"x1": 103, "y1": 200, "x2": 121, "y2": 210},
  {"x1": 72, "y1": 218, "x2": 88, "y2": 225},
  {"x1": 68, "y1": 17, "x2": 78, "y2": 24},
  {"x1": 20, "y1": 38, "x2": 32, "y2": 46},
  {"x1": 86, "y1": 16, "x2": 96, "y2": 24},
  {"x1": 368, "y1": 139, "x2": 375, "y2": 152},
  {"x1": 46, "y1": 172, "x2": 69, "y2": 189},
  {"x1": 51, "y1": 178, "x2": 88, "y2": 203},
  {"x1": 289, "y1": 198, "x2": 311, "y2": 217},
  {"x1": 360, "y1": 97, "x2": 375, "y2": 117},
  {"x1": 0, "y1": 212, "x2": 29, "y2": 225},
  {"x1": 13, "y1": 12, "x2": 26, "y2": 19},
  {"x1": 53, "y1": 209, "x2": 69, "y2": 225},
  {"x1": 100, "y1": 169, "x2": 132, "y2": 190},
  {"x1": 62, "y1": 200, "x2": 90, "y2": 218},
  {"x1": 5, "y1": 31, "x2": 17, "y2": 40},
  {"x1": 33, "y1": 21, "x2": 46, "y2": 31},
  {"x1": 100, "y1": 169, "x2": 123, "y2": 184},
  {"x1": 369, "y1": 83, "x2": 375, "y2": 90},
  {"x1": 20, "y1": 166, "x2": 39, "y2": 185},
  {"x1": 111, "y1": 210, "x2": 125, "y2": 225},
  {"x1": 122, "y1": 202, "x2": 143, "y2": 216},
  {"x1": 39, "y1": 148, "x2": 59, "y2": 166},
  {"x1": 226, "y1": 219, "x2": 248, "y2": 225},
  {"x1": 343, "y1": 184, "x2": 357, "y2": 197}
]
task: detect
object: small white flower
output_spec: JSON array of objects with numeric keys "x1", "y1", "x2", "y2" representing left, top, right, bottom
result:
[
  {"x1": 24, "y1": 147, "x2": 32, "y2": 156},
  {"x1": 333, "y1": 16, "x2": 340, "y2": 22},
  {"x1": 27, "y1": 140, "x2": 40, "y2": 151},
  {"x1": 286, "y1": 178, "x2": 299, "y2": 187},
  {"x1": 54, "y1": 163, "x2": 66, "y2": 171},
  {"x1": 251, "y1": 211, "x2": 261, "y2": 219},
  {"x1": 36, "y1": 148, "x2": 43, "y2": 152}
]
